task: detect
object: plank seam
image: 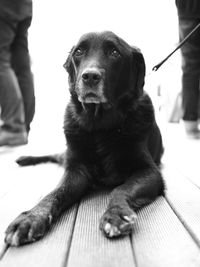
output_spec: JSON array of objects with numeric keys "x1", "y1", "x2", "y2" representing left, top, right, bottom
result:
[
  {"x1": 164, "y1": 164, "x2": 200, "y2": 191},
  {"x1": 165, "y1": 196, "x2": 200, "y2": 248},
  {"x1": 130, "y1": 234, "x2": 139, "y2": 267},
  {"x1": 61, "y1": 202, "x2": 80, "y2": 267},
  {"x1": 177, "y1": 168, "x2": 200, "y2": 191}
]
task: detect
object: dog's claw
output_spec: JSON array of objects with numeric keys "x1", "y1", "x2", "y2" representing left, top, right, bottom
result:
[
  {"x1": 104, "y1": 223, "x2": 112, "y2": 234},
  {"x1": 123, "y1": 213, "x2": 137, "y2": 223},
  {"x1": 5, "y1": 232, "x2": 20, "y2": 247},
  {"x1": 103, "y1": 223, "x2": 121, "y2": 237}
]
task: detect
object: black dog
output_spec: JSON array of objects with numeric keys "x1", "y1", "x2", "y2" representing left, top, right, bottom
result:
[{"x1": 5, "y1": 31, "x2": 165, "y2": 246}]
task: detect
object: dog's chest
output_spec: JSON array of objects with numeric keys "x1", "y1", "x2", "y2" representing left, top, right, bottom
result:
[{"x1": 68, "y1": 129, "x2": 137, "y2": 186}]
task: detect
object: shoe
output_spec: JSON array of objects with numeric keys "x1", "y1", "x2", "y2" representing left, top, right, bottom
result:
[
  {"x1": 0, "y1": 129, "x2": 28, "y2": 146},
  {"x1": 184, "y1": 121, "x2": 200, "y2": 139},
  {"x1": 186, "y1": 130, "x2": 200, "y2": 139}
]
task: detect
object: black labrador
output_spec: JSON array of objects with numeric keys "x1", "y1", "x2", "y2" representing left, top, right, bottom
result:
[{"x1": 5, "y1": 31, "x2": 165, "y2": 246}]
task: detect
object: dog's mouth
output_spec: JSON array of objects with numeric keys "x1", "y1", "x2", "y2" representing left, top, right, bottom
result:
[
  {"x1": 79, "y1": 91, "x2": 107, "y2": 103},
  {"x1": 77, "y1": 88, "x2": 112, "y2": 117},
  {"x1": 78, "y1": 92, "x2": 112, "y2": 116},
  {"x1": 79, "y1": 92, "x2": 102, "y2": 104}
]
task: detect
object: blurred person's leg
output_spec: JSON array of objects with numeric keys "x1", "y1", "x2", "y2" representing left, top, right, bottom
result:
[
  {"x1": 0, "y1": 17, "x2": 27, "y2": 146},
  {"x1": 179, "y1": 18, "x2": 200, "y2": 138},
  {"x1": 11, "y1": 16, "x2": 35, "y2": 133}
]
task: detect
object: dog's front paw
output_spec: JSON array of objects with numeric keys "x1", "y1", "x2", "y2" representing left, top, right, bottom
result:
[
  {"x1": 100, "y1": 206, "x2": 137, "y2": 238},
  {"x1": 5, "y1": 210, "x2": 52, "y2": 246}
]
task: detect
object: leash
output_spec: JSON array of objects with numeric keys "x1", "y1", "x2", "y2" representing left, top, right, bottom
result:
[{"x1": 152, "y1": 22, "x2": 200, "y2": 72}]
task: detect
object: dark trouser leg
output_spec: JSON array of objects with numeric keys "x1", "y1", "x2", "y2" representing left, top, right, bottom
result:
[
  {"x1": 0, "y1": 18, "x2": 26, "y2": 133},
  {"x1": 179, "y1": 18, "x2": 200, "y2": 121},
  {"x1": 11, "y1": 17, "x2": 35, "y2": 133},
  {"x1": 182, "y1": 73, "x2": 199, "y2": 121}
]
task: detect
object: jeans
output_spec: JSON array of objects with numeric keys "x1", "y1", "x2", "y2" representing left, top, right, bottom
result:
[
  {"x1": 0, "y1": 4, "x2": 35, "y2": 133},
  {"x1": 179, "y1": 18, "x2": 200, "y2": 121}
]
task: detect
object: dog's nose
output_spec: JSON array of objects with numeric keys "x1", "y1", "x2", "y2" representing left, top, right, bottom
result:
[{"x1": 82, "y1": 69, "x2": 102, "y2": 86}]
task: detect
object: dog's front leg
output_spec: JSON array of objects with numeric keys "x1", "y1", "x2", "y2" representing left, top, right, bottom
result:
[
  {"x1": 100, "y1": 165, "x2": 164, "y2": 238},
  {"x1": 5, "y1": 166, "x2": 90, "y2": 246}
]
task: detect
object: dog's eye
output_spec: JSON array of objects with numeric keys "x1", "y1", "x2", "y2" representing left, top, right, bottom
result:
[
  {"x1": 110, "y1": 48, "x2": 120, "y2": 58},
  {"x1": 74, "y1": 48, "x2": 84, "y2": 57}
]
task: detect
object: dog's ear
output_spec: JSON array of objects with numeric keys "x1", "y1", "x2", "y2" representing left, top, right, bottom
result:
[
  {"x1": 131, "y1": 46, "x2": 146, "y2": 97},
  {"x1": 63, "y1": 46, "x2": 76, "y2": 86}
]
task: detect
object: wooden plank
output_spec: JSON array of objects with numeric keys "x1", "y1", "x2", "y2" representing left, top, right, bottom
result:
[
  {"x1": 132, "y1": 197, "x2": 200, "y2": 267},
  {"x1": 67, "y1": 192, "x2": 136, "y2": 267},
  {"x1": 161, "y1": 123, "x2": 200, "y2": 189},
  {"x1": 174, "y1": 166, "x2": 200, "y2": 194},
  {"x1": 163, "y1": 166, "x2": 200, "y2": 246},
  {"x1": 0, "y1": 206, "x2": 78, "y2": 267}
]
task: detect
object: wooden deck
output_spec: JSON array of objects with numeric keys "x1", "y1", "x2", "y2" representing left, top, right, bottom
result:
[{"x1": 0, "y1": 122, "x2": 200, "y2": 267}]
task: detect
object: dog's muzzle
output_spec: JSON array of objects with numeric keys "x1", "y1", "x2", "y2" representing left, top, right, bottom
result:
[{"x1": 77, "y1": 67, "x2": 108, "y2": 104}]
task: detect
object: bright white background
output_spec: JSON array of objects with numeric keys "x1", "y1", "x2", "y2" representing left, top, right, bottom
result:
[{"x1": 28, "y1": 0, "x2": 180, "y2": 144}]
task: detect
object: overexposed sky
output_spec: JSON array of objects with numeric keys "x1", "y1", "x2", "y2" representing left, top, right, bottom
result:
[{"x1": 30, "y1": 0, "x2": 178, "y2": 70}]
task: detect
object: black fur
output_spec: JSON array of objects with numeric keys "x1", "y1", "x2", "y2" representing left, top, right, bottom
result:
[
  {"x1": 5, "y1": 31, "x2": 164, "y2": 246},
  {"x1": 16, "y1": 153, "x2": 65, "y2": 166}
]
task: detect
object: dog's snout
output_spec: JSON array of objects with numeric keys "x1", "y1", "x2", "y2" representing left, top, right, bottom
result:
[{"x1": 82, "y1": 69, "x2": 102, "y2": 86}]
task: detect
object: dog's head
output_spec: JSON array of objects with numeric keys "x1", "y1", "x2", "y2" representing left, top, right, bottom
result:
[{"x1": 64, "y1": 31, "x2": 145, "y2": 112}]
